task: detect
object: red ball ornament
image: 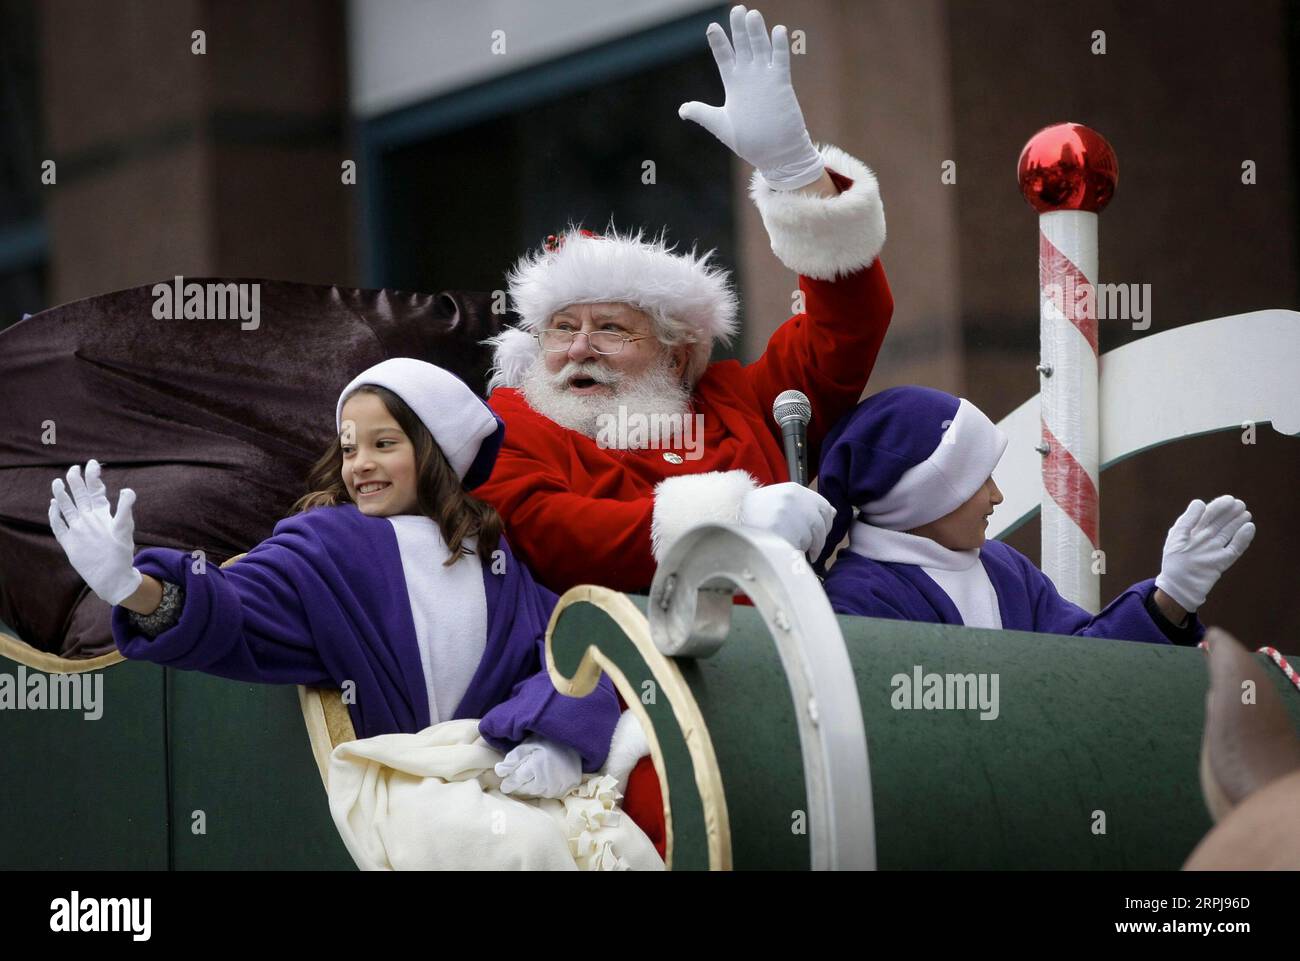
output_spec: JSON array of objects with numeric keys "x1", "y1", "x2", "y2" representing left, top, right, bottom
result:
[{"x1": 1017, "y1": 123, "x2": 1118, "y2": 214}]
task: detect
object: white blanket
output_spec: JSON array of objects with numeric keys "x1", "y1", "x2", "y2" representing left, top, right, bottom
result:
[{"x1": 327, "y1": 718, "x2": 664, "y2": 871}]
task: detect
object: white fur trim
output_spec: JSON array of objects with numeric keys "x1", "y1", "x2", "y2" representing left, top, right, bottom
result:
[
  {"x1": 507, "y1": 226, "x2": 738, "y2": 340},
  {"x1": 600, "y1": 710, "x2": 650, "y2": 794},
  {"x1": 650, "y1": 469, "x2": 760, "y2": 563},
  {"x1": 748, "y1": 143, "x2": 887, "y2": 281},
  {"x1": 484, "y1": 326, "x2": 537, "y2": 393},
  {"x1": 864, "y1": 399, "x2": 1008, "y2": 531}
]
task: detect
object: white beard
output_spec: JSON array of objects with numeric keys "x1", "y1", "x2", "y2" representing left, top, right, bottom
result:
[{"x1": 520, "y1": 352, "x2": 690, "y2": 442}]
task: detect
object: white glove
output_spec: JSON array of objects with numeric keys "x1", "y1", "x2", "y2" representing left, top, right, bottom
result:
[
  {"x1": 495, "y1": 735, "x2": 583, "y2": 799},
  {"x1": 48, "y1": 460, "x2": 143, "y2": 606},
  {"x1": 678, "y1": 5, "x2": 824, "y2": 190},
  {"x1": 739, "y1": 482, "x2": 835, "y2": 560},
  {"x1": 1154, "y1": 495, "x2": 1255, "y2": 613}
]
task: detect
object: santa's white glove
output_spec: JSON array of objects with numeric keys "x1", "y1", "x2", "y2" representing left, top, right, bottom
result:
[
  {"x1": 1154, "y1": 495, "x2": 1255, "y2": 613},
  {"x1": 679, "y1": 5, "x2": 824, "y2": 190},
  {"x1": 739, "y1": 482, "x2": 835, "y2": 561},
  {"x1": 495, "y1": 735, "x2": 583, "y2": 799},
  {"x1": 48, "y1": 460, "x2": 143, "y2": 606}
]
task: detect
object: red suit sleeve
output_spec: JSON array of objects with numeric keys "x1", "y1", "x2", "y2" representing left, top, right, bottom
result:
[{"x1": 742, "y1": 259, "x2": 894, "y2": 464}]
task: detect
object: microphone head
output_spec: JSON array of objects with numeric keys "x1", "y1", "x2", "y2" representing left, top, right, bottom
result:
[{"x1": 773, "y1": 389, "x2": 812, "y2": 428}]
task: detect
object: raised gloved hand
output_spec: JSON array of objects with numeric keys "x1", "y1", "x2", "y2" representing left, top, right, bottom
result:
[
  {"x1": 48, "y1": 460, "x2": 143, "y2": 606},
  {"x1": 739, "y1": 482, "x2": 835, "y2": 560},
  {"x1": 495, "y1": 735, "x2": 583, "y2": 799},
  {"x1": 1155, "y1": 495, "x2": 1255, "y2": 613},
  {"x1": 678, "y1": 5, "x2": 824, "y2": 190}
]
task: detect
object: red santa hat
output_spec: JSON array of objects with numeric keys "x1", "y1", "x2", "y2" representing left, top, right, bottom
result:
[{"x1": 487, "y1": 226, "x2": 739, "y2": 391}]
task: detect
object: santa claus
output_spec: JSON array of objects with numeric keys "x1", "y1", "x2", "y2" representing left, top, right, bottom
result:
[{"x1": 477, "y1": 5, "x2": 895, "y2": 599}]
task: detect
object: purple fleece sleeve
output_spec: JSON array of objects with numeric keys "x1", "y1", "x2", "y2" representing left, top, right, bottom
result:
[
  {"x1": 111, "y1": 545, "x2": 333, "y2": 686},
  {"x1": 1025, "y1": 566, "x2": 1206, "y2": 645},
  {"x1": 478, "y1": 669, "x2": 620, "y2": 773}
]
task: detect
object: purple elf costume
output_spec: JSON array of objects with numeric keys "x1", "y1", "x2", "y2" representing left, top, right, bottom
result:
[
  {"x1": 110, "y1": 359, "x2": 620, "y2": 770},
  {"x1": 816, "y1": 386, "x2": 1204, "y2": 645}
]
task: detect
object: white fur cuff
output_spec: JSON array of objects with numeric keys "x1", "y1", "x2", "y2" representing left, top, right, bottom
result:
[
  {"x1": 650, "y1": 469, "x2": 760, "y2": 563},
  {"x1": 600, "y1": 710, "x2": 650, "y2": 794},
  {"x1": 748, "y1": 143, "x2": 887, "y2": 281}
]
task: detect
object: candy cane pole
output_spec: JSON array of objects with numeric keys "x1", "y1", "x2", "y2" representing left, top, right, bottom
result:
[{"x1": 1017, "y1": 124, "x2": 1118, "y2": 613}]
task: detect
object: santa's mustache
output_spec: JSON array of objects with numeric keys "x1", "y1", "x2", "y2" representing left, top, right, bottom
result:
[{"x1": 550, "y1": 361, "x2": 625, "y2": 389}]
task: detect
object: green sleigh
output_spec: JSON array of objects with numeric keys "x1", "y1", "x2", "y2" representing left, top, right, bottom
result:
[{"x1": 3, "y1": 523, "x2": 1295, "y2": 870}]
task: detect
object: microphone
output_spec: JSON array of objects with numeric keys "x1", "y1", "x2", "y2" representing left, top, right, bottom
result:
[{"x1": 772, "y1": 390, "x2": 812, "y2": 486}]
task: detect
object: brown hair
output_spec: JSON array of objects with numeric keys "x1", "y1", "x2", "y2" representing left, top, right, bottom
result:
[{"x1": 292, "y1": 385, "x2": 503, "y2": 566}]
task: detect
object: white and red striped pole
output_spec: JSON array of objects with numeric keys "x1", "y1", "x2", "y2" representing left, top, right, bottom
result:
[{"x1": 1017, "y1": 124, "x2": 1119, "y2": 613}]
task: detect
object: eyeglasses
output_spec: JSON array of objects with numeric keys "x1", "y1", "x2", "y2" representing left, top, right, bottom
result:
[{"x1": 534, "y1": 328, "x2": 652, "y2": 355}]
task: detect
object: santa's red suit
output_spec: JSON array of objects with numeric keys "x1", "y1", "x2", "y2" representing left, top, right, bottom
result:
[{"x1": 477, "y1": 144, "x2": 892, "y2": 861}]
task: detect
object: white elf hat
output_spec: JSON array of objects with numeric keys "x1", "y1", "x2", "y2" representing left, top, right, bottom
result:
[
  {"x1": 335, "y1": 358, "x2": 504, "y2": 490},
  {"x1": 487, "y1": 226, "x2": 739, "y2": 390}
]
